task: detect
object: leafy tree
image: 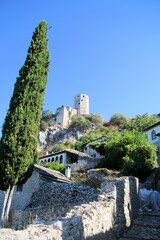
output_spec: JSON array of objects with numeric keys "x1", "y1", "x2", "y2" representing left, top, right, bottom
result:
[
  {"x1": 51, "y1": 144, "x2": 66, "y2": 153},
  {"x1": 91, "y1": 114, "x2": 104, "y2": 124},
  {"x1": 110, "y1": 113, "x2": 129, "y2": 128},
  {"x1": 42, "y1": 110, "x2": 53, "y2": 118},
  {"x1": 123, "y1": 144, "x2": 157, "y2": 180},
  {"x1": 91, "y1": 130, "x2": 157, "y2": 178},
  {"x1": 85, "y1": 114, "x2": 104, "y2": 124},
  {"x1": 75, "y1": 132, "x2": 102, "y2": 151},
  {"x1": 64, "y1": 140, "x2": 75, "y2": 149},
  {"x1": 69, "y1": 115, "x2": 92, "y2": 133},
  {"x1": 47, "y1": 140, "x2": 75, "y2": 155},
  {"x1": 0, "y1": 21, "x2": 49, "y2": 224},
  {"x1": 40, "y1": 120, "x2": 49, "y2": 131},
  {"x1": 75, "y1": 125, "x2": 115, "y2": 152},
  {"x1": 125, "y1": 113, "x2": 158, "y2": 132}
]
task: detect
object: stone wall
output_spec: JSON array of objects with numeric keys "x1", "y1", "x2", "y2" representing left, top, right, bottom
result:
[
  {"x1": 1, "y1": 176, "x2": 139, "y2": 240},
  {"x1": 8, "y1": 181, "x2": 100, "y2": 229},
  {"x1": 74, "y1": 94, "x2": 89, "y2": 115},
  {"x1": 70, "y1": 158, "x2": 101, "y2": 172},
  {"x1": 0, "y1": 171, "x2": 41, "y2": 212}
]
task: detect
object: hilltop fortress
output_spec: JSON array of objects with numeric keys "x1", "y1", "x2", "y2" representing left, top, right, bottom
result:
[{"x1": 48, "y1": 93, "x2": 89, "y2": 127}]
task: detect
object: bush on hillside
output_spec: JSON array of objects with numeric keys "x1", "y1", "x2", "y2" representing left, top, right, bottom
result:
[
  {"x1": 110, "y1": 113, "x2": 129, "y2": 128},
  {"x1": 69, "y1": 115, "x2": 92, "y2": 133},
  {"x1": 92, "y1": 130, "x2": 158, "y2": 179},
  {"x1": 122, "y1": 144, "x2": 157, "y2": 180},
  {"x1": 40, "y1": 120, "x2": 49, "y2": 131},
  {"x1": 124, "y1": 113, "x2": 158, "y2": 132}
]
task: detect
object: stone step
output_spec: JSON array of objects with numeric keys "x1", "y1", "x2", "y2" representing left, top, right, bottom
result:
[
  {"x1": 119, "y1": 237, "x2": 159, "y2": 240},
  {"x1": 122, "y1": 225, "x2": 160, "y2": 239},
  {"x1": 119, "y1": 213, "x2": 160, "y2": 240},
  {"x1": 133, "y1": 214, "x2": 160, "y2": 227}
]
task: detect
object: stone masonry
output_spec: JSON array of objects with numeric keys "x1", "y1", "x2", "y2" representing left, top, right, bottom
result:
[{"x1": 0, "y1": 176, "x2": 139, "y2": 240}]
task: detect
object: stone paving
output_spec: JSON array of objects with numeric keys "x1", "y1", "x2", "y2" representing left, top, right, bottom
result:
[{"x1": 119, "y1": 211, "x2": 160, "y2": 240}]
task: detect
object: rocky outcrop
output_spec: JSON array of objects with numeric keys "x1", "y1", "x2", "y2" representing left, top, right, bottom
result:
[{"x1": 38, "y1": 125, "x2": 81, "y2": 152}]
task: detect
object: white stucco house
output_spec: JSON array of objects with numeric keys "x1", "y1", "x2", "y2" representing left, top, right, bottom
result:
[
  {"x1": 39, "y1": 149, "x2": 91, "y2": 165},
  {"x1": 83, "y1": 136, "x2": 106, "y2": 159},
  {"x1": 144, "y1": 121, "x2": 160, "y2": 163},
  {"x1": 39, "y1": 149, "x2": 100, "y2": 172}
]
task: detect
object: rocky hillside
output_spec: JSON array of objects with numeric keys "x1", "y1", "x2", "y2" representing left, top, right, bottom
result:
[
  {"x1": 38, "y1": 124, "x2": 83, "y2": 154},
  {"x1": 37, "y1": 113, "x2": 109, "y2": 156}
]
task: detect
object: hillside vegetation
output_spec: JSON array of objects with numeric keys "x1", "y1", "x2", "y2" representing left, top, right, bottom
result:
[{"x1": 38, "y1": 112, "x2": 159, "y2": 180}]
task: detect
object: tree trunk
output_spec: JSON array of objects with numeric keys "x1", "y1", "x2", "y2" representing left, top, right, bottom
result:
[
  {"x1": 1, "y1": 186, "x2": 10, "y2": 225},
  {"x1": 5, "y1": 186, "x2": 14, "y2": 223},
  {"x1": 1, "y1": 186, "x2": 14, "y2": 227}
]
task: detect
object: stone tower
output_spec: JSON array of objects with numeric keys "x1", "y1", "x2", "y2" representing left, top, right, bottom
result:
[{"x1": 74, "y1": 94, "x2": 89, "y2": 115}]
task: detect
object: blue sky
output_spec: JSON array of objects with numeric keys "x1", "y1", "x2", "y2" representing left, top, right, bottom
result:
[{"x1": 1, "y1": 0, "x2": 160, "y2": 134}]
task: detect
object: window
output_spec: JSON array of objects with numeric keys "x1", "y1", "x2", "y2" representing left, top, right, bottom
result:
[
  {"x1": 157, "y1": 147, "x2": 159, "y2": 155},
  {"x1": 16, "y1": 184, "x2": 23, "y2": 192},
  {"x1": 151, "y1": 130, "x2": 156, "y2": 140},
  {"x1": 60, "y1": 155, "x2": 63, "y2": 164},
  {"x1": 56, "y1": 156, "x2": 59, "y2": 162},
  {"x1": 51, "y1": 157, "x2": 54, "y2": 162},
  {"x1": 48, "y1": 158, "x2": 50, "y2": 163}
]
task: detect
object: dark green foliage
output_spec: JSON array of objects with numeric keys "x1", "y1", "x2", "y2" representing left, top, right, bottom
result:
[
  {"x1": 40, "y1": 109, "x2": 56, "y2": 128},
  {"x1": 63, "y1": 140, "x2": 75, "y2": 149},
  {"x1": 42, "y1": 110, "x2": 53, "y2": 119},
  {"x1": 92, "y1": 130, "x2": 157, "y2": 178},
  {"x1": 85, "y1": 114, "x2": 104, "y2": 124},
  {"x1": 0, "y1": 21, "x2": 49, "y2": 190},
  {"x1": 110, "y1": 113, "x2": 129, "y2": 127},
  {"x1": 75, "y1": 131, "x2": 105, "y2": 152},
  {"x1": 125, "y1": 113, "x2": 158, "y2": 132},
  {"x1": 40, "y1": 120, "x2": 48, "y2": 131},
  {"x1": 75, "y1": 125, "x2": 114, "y2": 152},
  {"x1": 69, "y1": 115, "x2": 92, "y2": 133},
  {"x1": 47, "y1": 141, "x2": 75, "y2": 154},
  {"x1": 122, "y1": 144, "x2": 157, "y2": 180},
  {"x1": 50, "y1": 144, "x2": 66, "y2": 153},
  {"x1": 42, "y1": 161, "x2": 66, "y2": 174}
]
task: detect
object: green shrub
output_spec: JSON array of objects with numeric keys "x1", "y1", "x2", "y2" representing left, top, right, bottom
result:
[
  {"x1": 52, "y1": 144, "x2": 66, "y2": 153},
  {"x1": 40, "y1": 120, "x2": 48, "y2": 131},
  {"x1": 122, "y1": 145, "x2": 157, "y2": 180},
  {"x1": 42, "y1": 161, "x2": 66, "y2": 174},
  {"x1": 91, "y1": 130, "x2": 158, "y2": 179},
  {"x1": 69, "y1": 115, "x2": 92, "y2": 133}
]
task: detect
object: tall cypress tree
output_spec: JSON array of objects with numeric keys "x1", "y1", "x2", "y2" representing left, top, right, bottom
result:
[{"x1": 0, "y1": 21, "x2": 49, "y2": 223}]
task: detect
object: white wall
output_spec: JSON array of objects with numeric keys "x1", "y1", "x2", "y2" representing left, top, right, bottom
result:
[
  {"x1": 83, "y1": 145, "x2": 103, "y2": 159},
  {"x1": 0, "y1": 171, "x2": 41, "y2": 212},
  {"x1": 74, "y1": 94, "x2": 89, "y2": 115},
  {"x1": 145, "y1": 125, "x2": 160, "y2": 144},
  {"x1": 39, "y1": 152, "x2": 67, "y2": 164}
]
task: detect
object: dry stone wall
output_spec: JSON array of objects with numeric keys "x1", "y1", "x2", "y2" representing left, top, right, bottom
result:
[
  {"x1": 0, "y1": 176, "x2": 139, "y2": 240},
  {"x1": 9, "y1": 182, "x2": 101, "y2": 229}
]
